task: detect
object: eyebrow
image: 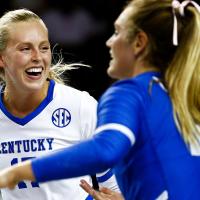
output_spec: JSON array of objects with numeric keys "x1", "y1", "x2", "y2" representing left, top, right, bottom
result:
[{"x1": 17, "y1": 41, "x2": 50, "y2": 45}]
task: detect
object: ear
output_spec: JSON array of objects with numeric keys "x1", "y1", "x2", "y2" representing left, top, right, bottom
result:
[{"x1": 132, "y1": 31, "x2": 148, "y2": 57}]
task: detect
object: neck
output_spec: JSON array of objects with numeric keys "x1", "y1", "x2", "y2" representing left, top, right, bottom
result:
[
  {"x1": 3, "y1": 82, "x2": 49, "y2": 118},
  {"x1": 132, "y1": 60, "x2": 159, "y2": 77}
]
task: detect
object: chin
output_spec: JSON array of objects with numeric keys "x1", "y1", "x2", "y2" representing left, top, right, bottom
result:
[
  {"x1": 107, "y1": 69, "x2": 119, "y2": 80},
  {"x1": 23, "y1": 81, "x2": 45, "y2": 92},
  {"x1": 107, "y1": 67, "x2": 114, "y2": 78}
]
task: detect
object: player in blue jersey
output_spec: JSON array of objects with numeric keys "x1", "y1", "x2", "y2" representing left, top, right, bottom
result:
[
  {"x1": 0, "y1": 0, "x2": 200, "y2": 199},
  {"x1": 0, "y1": 8, "x2": 120, "y2": 200}
]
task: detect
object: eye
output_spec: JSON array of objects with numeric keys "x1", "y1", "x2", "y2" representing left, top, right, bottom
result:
[
  {"x1": 114, "y1": 30, "x2": 118, "y2": 35},
  {"x1": 20, "y1": 47, "x2": 30, "y2": 52},
  {"x1": 40, "y1": 46, "x2": 50, "y2": 52},
  {"x1": 114, "y1": 29, "x2": 119, "y2": 36}
]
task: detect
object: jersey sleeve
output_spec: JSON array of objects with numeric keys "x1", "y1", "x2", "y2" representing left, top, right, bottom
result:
[
  {"x1": 80, "y1": 92, "x2": 121, "y2": 192},
  {"x1": 96, "y1": 80, "x2": 143, "y2": 144},
  {"x1": 80, "y1": 92, "x2": 120, "y2": 192},
  {"x1": 31, "y1": 80, "x2": 144, "y2": 183},
  {"x1": 96, "y1": 169, "x2": 121, "y2": 192}
]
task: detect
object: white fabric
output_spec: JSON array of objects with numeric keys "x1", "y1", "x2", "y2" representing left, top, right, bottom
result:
[
  {"x1": 95, "y1": 123, "x2": 135, "y2": 146},
  {"x1": 97, "y1": 169, "x2": 121, "y2": 192},
  {"x1": 172, "y1": 0, "x2": 200, "y2": 45},
  {"x1": 0, "y1": 83, "x2": 97, "y2": 200}
]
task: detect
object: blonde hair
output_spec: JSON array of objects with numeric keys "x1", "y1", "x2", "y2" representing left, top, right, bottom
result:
[
  {"x1": 166, "y1": 6, "x2": 200, "y2": 144},
  {"x1": 127, "y1": 0, "x2": 200, "y2": 144},
  {"x1": 0, "y1": 8, "x2": 81, "y2": 85}
]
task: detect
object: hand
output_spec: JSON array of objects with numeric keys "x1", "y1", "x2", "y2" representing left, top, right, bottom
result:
[{"x1": 80, "y1": 179, "x2": 124, "y2": 200}]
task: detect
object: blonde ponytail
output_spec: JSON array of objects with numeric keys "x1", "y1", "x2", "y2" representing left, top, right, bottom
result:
[{"x1": 165, "y1": 7, "x2": 200, "y2": 144}]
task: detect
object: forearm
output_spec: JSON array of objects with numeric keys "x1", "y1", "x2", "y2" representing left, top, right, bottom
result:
[
  {"x1": 0, "y1": 160, "x2": 35, "y2": 189},
  {"x1": 0, "y1": 130, "x2": 130, "y2": 189},
  {"x1": 16, "y1": 160, "x2": 35, "y2": 182},
  {"x1": 32, "y1": 130, "x2": 131, "y2": 183}
]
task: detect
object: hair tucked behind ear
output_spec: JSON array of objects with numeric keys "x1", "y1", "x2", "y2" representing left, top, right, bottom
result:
[{"x1": 127, "y1": 0, "x2": 200, "y2": 144}]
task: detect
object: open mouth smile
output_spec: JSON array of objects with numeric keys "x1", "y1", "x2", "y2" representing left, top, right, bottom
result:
[{"x1": 25, "y1": 67, "x2": 43, "y2": 77}]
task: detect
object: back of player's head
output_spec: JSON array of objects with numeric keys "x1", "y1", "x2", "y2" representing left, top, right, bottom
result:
[
  {"x1": 125, "y1": 0, "x2": 200, "y2": 71},
  {"x1": 125, "y1": 0, "x2": 200, "y2": 144}
]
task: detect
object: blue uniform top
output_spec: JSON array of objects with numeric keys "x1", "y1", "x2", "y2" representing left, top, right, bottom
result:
[{"x1": 32, "y1": 72, "x2": 200, "y2": 200}]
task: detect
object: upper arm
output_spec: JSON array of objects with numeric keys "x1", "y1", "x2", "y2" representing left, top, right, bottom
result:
[{"x1": 96, "y1": 81, "x2": 143, "y2": 145}]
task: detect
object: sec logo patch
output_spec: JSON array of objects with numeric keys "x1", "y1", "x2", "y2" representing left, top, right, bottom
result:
[{"x1": 52, "y1": 108, "x2": 71, "y2": 128}]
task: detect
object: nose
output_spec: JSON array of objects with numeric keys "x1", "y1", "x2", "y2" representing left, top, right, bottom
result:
[
  {"x1": 106, "y1": 35, "x2": 113, "y2": 48},
  {"x1": 31, "y1": 49, "x2": 42, "y2": 62}
]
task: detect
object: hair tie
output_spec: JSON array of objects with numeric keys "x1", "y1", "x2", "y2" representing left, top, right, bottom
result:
[{"x1": 172, "y1": 0, "x2": 200, "y2": 46}]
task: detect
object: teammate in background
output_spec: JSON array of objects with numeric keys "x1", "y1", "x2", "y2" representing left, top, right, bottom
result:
[
  {"x1": 0, "y1": 0, "x2": 200, "y2": 199},
  {"x1": 0, "y1": 9, "x2": 119, "y2": 200}
]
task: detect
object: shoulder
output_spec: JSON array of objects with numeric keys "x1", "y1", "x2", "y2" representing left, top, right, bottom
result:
[
  {"x1": 101, "y1": 72, "x2": 161, "y2": 101},
  {"x1": 99, "y1": 78, "x2": 143, "y2": 106},
  {"x1": 98, "y1": 72, "x2": 162, "y2": 113}
]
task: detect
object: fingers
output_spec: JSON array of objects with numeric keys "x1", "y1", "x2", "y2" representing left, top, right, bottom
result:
[
  {"x1": 100, "y1": 187, "x2": 114, "y2": 195},
  {"x1": 80, "y1": 179, "x2": 103, "y2": 200},
  {"x1": 100, "y1": 187, "x2": 124, "y2": 200},
  {"x1": 80, "y1": 179, "x2": 96, "y2": 196},
  {"x1": 80, "y1": 179, "x2": 124, "y2": 200}
]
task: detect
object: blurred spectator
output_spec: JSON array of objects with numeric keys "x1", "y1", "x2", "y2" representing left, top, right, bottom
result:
[{"x1": 42, "y1": 4, "x2": 106, "y2": 46}]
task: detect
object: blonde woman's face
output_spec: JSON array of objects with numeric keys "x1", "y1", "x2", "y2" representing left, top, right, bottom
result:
[
  {"x1": 106, "y1": 7, "x2": 136, "y2": 80},
  {"x1": 0, "y1": 20, "x2": 51, "y2": 92}
]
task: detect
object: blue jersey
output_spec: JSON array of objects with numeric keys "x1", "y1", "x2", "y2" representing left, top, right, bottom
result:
[
  {"x1": 32, "y1": 72, "x2": 200, "y2": 200},
  {"x1": 97, "y1": 71, "x2": 200, "y2": 199}
]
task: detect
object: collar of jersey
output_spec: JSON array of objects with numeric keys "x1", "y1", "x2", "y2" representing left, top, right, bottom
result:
[{"x1": 0, "y1": 79, "x2": 55, "y2": 126}]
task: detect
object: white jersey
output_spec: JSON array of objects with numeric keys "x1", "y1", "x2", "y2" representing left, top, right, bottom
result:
[{"x1": 0, "y1": 80, "x2": 103, "y2": 200}]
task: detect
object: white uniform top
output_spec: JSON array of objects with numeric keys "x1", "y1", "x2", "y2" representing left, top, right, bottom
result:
[{"x1": 0, "y1": 80, "x2": 100, "y2": 200}]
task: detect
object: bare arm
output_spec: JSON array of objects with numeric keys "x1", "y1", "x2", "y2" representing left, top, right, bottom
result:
[
  {"x1": 80, "y1": 179, "x2": 124, "y2": 200},
  {"x1": 0, "y1": 160, "x2": 35, "y2": 189}
]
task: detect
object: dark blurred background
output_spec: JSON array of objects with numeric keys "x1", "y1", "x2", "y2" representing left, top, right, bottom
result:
[{"x1": 0, "y1": 0, "x2": 125, "y2": 100}]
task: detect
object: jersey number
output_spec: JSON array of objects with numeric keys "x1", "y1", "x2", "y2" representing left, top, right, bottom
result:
[{"x1": 11, "y1": 157, "x2": 39, "y2": 189}]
